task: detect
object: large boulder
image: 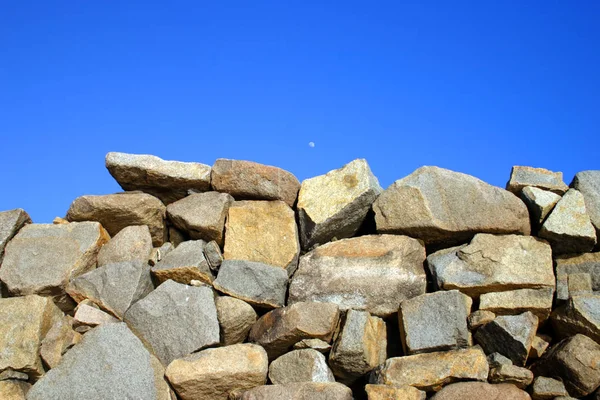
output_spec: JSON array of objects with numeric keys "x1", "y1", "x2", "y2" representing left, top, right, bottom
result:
[
  {"x1": 223, "y1": 200, "x2": 300, "y2": 275},
  {"x1": 297, "y1": 159, "x2": 382, "y2": 249},
  {"x1": 211, "y1": 158, "x2": 301, "y2": 207},
  {"x1": 288, "y1": 235, "x2": 426, "y2": 317},
  {"x1": 268, "y1": 349, "x2": 335, "y2": 384},
  {"x1": 105, "y1": 151, "x2": 211, "y2": 204},
  {"x1": 373, "y1": 166, "x2": 530, "y2": 245},
  {"x1": 571, "y1": 170, "x2": 600, "y2": 236},
  {"x1": 0, "y1": 222, "x2": 109, "y2": 311},
  {"x1": 506, "y1": 166, "x2": 568, "y2": 195},
  {"x1": 426, "y1": 234, "x2": 554, "y2": 298},
  {"x1": 430, "y1": 382, "x2": 531, "y2": 400},
  {"x1": 165, "y1": 343, "x2": 268, "y2": 400},
  {"x1": 66, "y1": 192, "x2": 166, "y2": 246},
  {"x1": 0, "y1": 208, "x2": 30, "y2": 263},
  {"x1": 26, "y1": 323, "x2": 172, "y2": 400},
  {"x1": 239, "y1": 382, "x2": 353, "y2": 400},
  {"x1": 96, "y1": 225, "x2": 153, "y2": 267}
]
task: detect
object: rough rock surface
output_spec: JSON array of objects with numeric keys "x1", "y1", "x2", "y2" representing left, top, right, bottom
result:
[
  {"x1": 66, "y1": 192, "x2": 166, "y2": 246},
  {"x1": 213, "y1": 260, "x2": 288, "y2": 309},
  {"x1": 551, "y1": 294, "x2": 600, "y2": 343},
  {"x1": 166, "y1": 192, "x2": 233, "y2": 246},
  {"x1": 269, "y1": 349, "x2": 335, "y2": 384},
  {"x1": 297, "y1": 159, "x2": 382, "y2": 249},
  {"x1": 26, "y1": 323, "x2": 172, "y2": 400},
  {"x1": 165, "y1": 343, "x2": 268, "y2": 400},
  {"x1": 211, "y1": 158, "x2": 301, "y2": 207},
  {"x1": 216, "y1": 296, "x2": 257, "y2": 345},
  {"x1": 239, "y1": 382, "x2": 353, "y2": 400},
  {"x1": 555, "y1": 252, "x2": 600, "y2": 301},
  {"x1": 365, "y1": 384, "x2": 426, "y2": 400},
  {"x1": 96, "y1": 225, "x2": 153, "y2": 267},
  {"x1": 478, "y1": 288, "x2": 554, "y2": 321},
  {"x1": 531, "y1": 376, "x2": 569, "y2": 399},
  {"x1": 0, "y1": 208, "x2": 30, "y2": 262},
  {"x1": 506, "y1": 166, "x2": 568, "y2": 195},
  {"x1": 373, "y1": 166, "x2": 530, "y2": 245},
  {"x1": 39, "y1": 315, "x2": 81, "y2": 369},
  {"x1": 571, "y1": 170, "x2": 600, "y2": 236},
  {"x1": 529, "y1": 334, "x2": 551, "y2": 359},
  {"x1": 124, "y1": 280, "x2": 219, "y2": 366},
  {"x1": 427, "y1": 234, "x2": 555, "y2": 297},
  {"x1": 289, "y1": 235, "x2": 426, "y2": 317},
  {"x1": 72, "y1": 303, "x2": 119, "y2": 331},
  {"x1": 67, "y1": 260, "x2": 154, "y2": 319},
  {"x1": 106, "y1": 151, "x2": 211, "y2": 204},
  {"x1": 468, "y1": 310, "x2": 496, "y2": 330},
  {"x1": 0, "y1": 222, "x2": 109, "y2": 311},
  {"x1": 249, "y1": 302, "x2": 340, "y2": 359},
  {"x1": 0, "y1": 380, "x2": 31, "y2": 400},
  {"x1": 399, "y1": 290, "x2": 472, "y2": 355},
  {"x1": 430, "y1": 382, "x2": 531, "y2": 400},
  {"x1": 539, "y1": 188, "x2": 597, "y2": 254},
  {"x1": 224, "y1": 200, "x2": 300, "y2": 274},
  {"x1": 293, "y1": 339, "x2": 332, "y2": 353},
  {"x1": 151, "y1": 240, "x2": 213, "y2": 285},
  {"x1": 520, "y1": 186, "x2": 561, "y2": 228},
  {"x1": 488, "y1": 364, "x2": 533, "y2": 389}
]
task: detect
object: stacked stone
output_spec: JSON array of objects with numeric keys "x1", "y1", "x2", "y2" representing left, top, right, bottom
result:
[{"x1": 0, "y1": 153, "x2": 599, "y2": 400}]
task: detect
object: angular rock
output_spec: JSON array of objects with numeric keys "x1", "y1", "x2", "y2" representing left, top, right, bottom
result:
[
  {"x1": 269, "y1": 349, "x2": 335, "y2": 384},
  {"x1": 468, "y1": 310, "x2": 496, "y2": 330},
  {"x1": 568, "y1": 272, "x2": 593, "y2": 296},
  {"x1": 96, "y1": 225, "x2": 153, "y2": 267},
  {"x1": 529, "y1": 334, "x2": 551, "y2": 359},
  {"x1": 239, "y1": 382, "x2": 353, "y2": 400},
  {"x1": 520, "y1": 186, "x2": 561, "y2": 228},
  {"x1": 539, "y1": 188, "x2": 597, "y2": 254},
  {"x1": 151, "y1": 240, "x2": 213, "y2": 285},
  {"x1": 249, "y1": 302, "x2": 340, "y2": 359},
  {"x1": 213, "y1": 260, "x2": 287, "y2": 309},
  {"x1": 373, "y1": 166, "x2": 530, "y2": 245},
  {"x1": 427, "y1": 234, "x2": 554, "y2": 298},
  {"x1": 551, "y1": 294, "x2": 600, "y2": 343},
  {"x1": 27, "y1": 323, "x2": 172, "y2": 400},
  {"x1": 479, "y1": 288, "x2": 554, "y2": 321},
  {"x1": 66, "y1": 192, "x2": 166, "y2": 246},
  {"x1": 488, "y1": 364, "x2": 533, "y2": 389},
  {"x1": 204, "y1": 240, "x2": 223, "y2": 272},
  {"x1": 365, "y1": 384, "x2": 426, "y2": 400},
  {"x1": 0, "y1": 380, "x2": 31, "y2": 400},
  {"x1": 533, "y1": 334, "x2": 600, "y2": 397},
  {"x1": 149, "y1": 242, "x2": 174, "y2": 266},
  {"x1": 0, "y1": 222, "x2": 109, "y2": 311},
  {"x1": 297, "y1": 158, "x2": 382, "y2": 249},
  {"x1": 399, "y1": 290, "x2": 472, "y2": 355},
  {"x1": 506, "y1": 166, "x2": 568, "y2": 195},
  {"x1": 571, "y1": 170, "x2": 600, "y2": 236},
  {"x1": 216, "y1": 296, "x2": 257, "y2": 345},
  {"x1": 0, "y1": 208, "x2": 30, "y2": 262},
  {"x1": 224, "y1": 200, "x2": 300, "y2": 274},
  {"x1": 0, "y1": 369, "x2": 29, "y2": 381},
  {"x1": 165, "y1": 343, "x2": 268, "y2": 400},
  {"x1": 531, "y1": 376, "x2": 569, "y2": 400},
  {"x1": 166, "y1": 192, "x2": 233, "y2": 246},
  {"x1": 329, "y1": 309, "x2": 387, "y2": 383},
  {"x1": 124, "y1": 280, "x2": 219, "y2": 366},
  {"x1": 169, "y1": 225, "x2": 187, "y2": 247},
  {"x1": 289, "y1": 235, "x2": 426, "y2": 318},
  {"x1": 555, "y1": 252, "x2": 600, "y2": 301},
  {"x1": 106, "y1": 151, "x2": 211, "y2": 204},
  {"x1": 370, "y1": 346, "x2": 489, "y2": 392},
  {"x1": 430, "y1": 382, "x2": 531, "y2": 400},
  {"x1": 293, "y1": 339, "x2": 331, "y2": 353},
  {"x1": 0, "y1": 295, "x2": 63, "y2": 379},
  {"x1": 487, "y1": 352, "x2": 512, "y2": 368},
  {"x1": 211, "y1": 158, "x2": 301, "y2": 207},
  {"x1": 474, "y1": 312, "x2": 538, "y2": 366},
  {"x1": 40, "y1": 316, "x2": 81, "y2": 369},
  {"x1": 72, "y1": 303, "x2": 119, "y2": 332},
  {"x1": 67, "y1": 260, "x2": 154, "y2": 319}
]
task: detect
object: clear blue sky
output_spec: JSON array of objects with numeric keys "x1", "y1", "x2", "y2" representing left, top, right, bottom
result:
[{"x1": 1, "y1": 1, "x2": 599, "y2": 223}]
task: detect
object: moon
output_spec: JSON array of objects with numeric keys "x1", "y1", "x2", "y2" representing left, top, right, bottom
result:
[{"x1": 308, "y1": 142, "x2": 315, "y2": 148}]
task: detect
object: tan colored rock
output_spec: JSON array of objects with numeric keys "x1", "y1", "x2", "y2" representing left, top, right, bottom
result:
[
  {"x1": 211, "y1": 158, "x2": 301, "y2": 207},
  {"x1": 365, "y1": 384, "x2": 426, "y2": 400},
  {"x1": 249, "y1": 302, "x2": 340, "y2": 359},
  {"x1": 555, "y1": 252, "x2": 600, "y2": 301},
  {"x1": 166, "y1": 192, "x2": 233, "y2": 246},
  {"x1": 468, "y1": 310, "x2": 496, "y2": 330},
  {"x1": 0, "y1": 295, "x2": 63, "y2": 380},
  {"x1": 165, "y1": 343, "x2": 268, "y2": 400},
  {"x1": 529, "y1": 334, "x2": 551, "y2": 359},
  {"x1": 224, "y1": 200, "x2": 300, "y2": 275},
  {"x1": 169, "y1": 226, "x2": 187, "y2": 247},
  {"x1": 289, "y1": 235, "x2": 426, "y2": 317},
  {"x1": 52, "y1": 216, "x2": 68, "y2": 224},
  {"x1": 520, "y1": 186, "x2": 561, "y2": 228},
  {"x1": 551, "y1": 294, "x2": 600, "y2": 343},
  {"x1": 0, "y1": 222, "x2": 109, "y2": 311},
  {"x1": 430, "y1": 382, "x2": 531, "y2": 400},
  {"x1": 40, "y1": 316, "x2": 82, "y2": 369},
  {"x1": 293, "y1": 339, "x2": 332, "y2": 353},
  {"x1": 73, "y1": 303, "x2": 119, "y2": 332},
  {"x1": 531, "y1": 376, "x2": 569, "y2": 400},
  {"x1": 0, "y1": 369, "x2": 29, "y2": 381},
  {"x1": 151, "y1": 240, "x2": 213, "y2": 285},
  {"x1": 479, "y1": 288, "x2": 554, "y2": 321},
  {"x1": 66, "y1": 192, "x2": 166, "y2": 246},
  {"x1": 97, "y1": 225, "x2": 153, "y2": 267},
  {"x1": 239, "y1": 382, "x2": 353, "y2": 400},
  {"x1": 373, "y1": 166, "x2": 530, "y2": 246},
  {"x1": 297, "y1": 159, "x2": 382, "y2": 249},
  {"x1": 0, "y1": 208, "x2": 30, "y2": 262},
  {"x1": 216, "y1": 296, "x2": 257, "y2": 345},
  {"x1": 488, "y1": 364, "x2": 533, "y2": 389},
  {"x1": 371, "y1": 346, "x2": 489, "y2": 392},
  {"x1": 268, "y1": 349, "x2": 335, "y2": 384},
  {"x1": 427, "y1": 234, "x2": 554, "y2": 298},
  {"x1": 0, "y1": 380, "x2": 31, "y2": 400},
  {"x1": 571, "y1": 170, "x2": 600, "y2": 236},
  {"x1": 506, "y1": 166, "x2": 568, "y2": 195},
  {"x1": 106, "y1": 152, "x2": 212, "y2": 204}
]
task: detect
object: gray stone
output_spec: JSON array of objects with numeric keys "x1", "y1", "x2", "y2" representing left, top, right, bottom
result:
[
  {"x1": 204, "y1": 240, "x2": 223, "y2": 272},
  {"x1": 293, "y1": 339, "x2": 332, "y2": 353},
  {"x1": 506, "y1": 166, "x2": 568, "y2": 195},
  {"x1": 399, "y1": 290, "x2": 472, "y2": 355},
  {"x1": 568, "y1": 272, "x2": 593, "y2": 296},
  {"x1": 66, "y1": 192, "x2": 167, "y2": 246},
  {"x1": 151, "y1": 240, "x2": 213, "y2": 285},
  {"x1": 289, "y1": 234, "x2": 426, "y2": 318},
  {"x1": 531, "y1": 376, "x2": 569, "y2": 400},
  {"x1": 468, "y1": 310, "x2": 496, "y2": 330},
  {"x1": 474, "y1": 312, "x2": 538, "y2": 366},
  {"x1": 551, "y1": 294, "x2": 600, "y2": 344},
  {"x1": 269, "y1": 349, "x2": 335, "y2": 384},
  {"x1": 0, "y1": 222, "x2": 109, "y2": 311},
  {"x1": 149, "y1": 242, "x2": 174, "y2": 266},
  {"x1": 97, "y1": 225, "x2": 153, "y2": 267},
  {"x1": 373, "y1": 166, "x2": 530, "y2": 246},
  {"x1": 105, "y1": 151, "x2": 211, "y2": 204},
  {"x1": 297, "y1": 159, "x2": 382, "y2": 249},
  {"x1": 479, "y1": 288, "x2": 554, "y2": 321},
  {"x1": 427, "y1": 234, "x2": 555, "y2": 298},
  {"x1": 216, "y1": 296, "x2": 257, "y2": 345},
  {"x1": 67, "y1": 260, "x2": 154, "y2": 319},
  {"x1": 532, "y1": 334, "x2": 600, "y2": 397},
  {"x1": 571, "y1": 170, "x2": 600, "y2": 236},
  {"x1": 213, "y1": 260, "x2": 288, "y2": 309},
  {"x1": 488, "y1": 364, "x2": 533, "y2": 389},
  {"x1": 168, "y1": 226, "x2": 187, "y2": 247},
  {"x1": 486, "y1": 352, "x2": 512, "y2": 368},
  {"x1": 0, "y1": 208, "x2": 30, "y2": 263},
  {"x1": 124, "y1": 280, "x2": 219, "y2": 366},
  {"x1": 521, "y1": 186, "x2": 561, "y2": 228},
  {"x1": 26, "y1": 323, "x2": 172, "y2": 400},
  {"x1": 166, "y1": 192, "x2": 233, "y2": 246},
  {"x1": 211, "y1": 158, "x2": 301, "y2": 207},
  {"x1": 539, "y1": 188, "x2": 597, "y2": 254},
  {"x1": 555, "y1": 252, "x2": 600, "y2": 301},
  {"x1": 239, "y1": 383, "x2": 353, "y2": 400}
]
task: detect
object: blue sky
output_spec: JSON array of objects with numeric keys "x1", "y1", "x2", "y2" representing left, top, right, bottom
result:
[{"x1": 1, "y1": 1, "x2": 599, "y2": 223}]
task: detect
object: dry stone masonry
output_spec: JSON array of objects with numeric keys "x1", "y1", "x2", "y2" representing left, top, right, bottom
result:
[{"x1": 0, "y1": 153, "x2": 599, "y2": 399}]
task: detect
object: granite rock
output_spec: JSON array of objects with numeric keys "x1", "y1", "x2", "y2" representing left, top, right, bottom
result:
[
  {"x1": 269, "y1": 349, "x2": 335, "y2": 384},
  {"x1": 96, "y1": 225, "x2": 153, "y2": 267},
  {"x1": 239, "y1": 382, "x2": 353, "y2": 400},
  {"x1": 506, "y1": 166, "x2": 568, "y2": 195},
  {"x1": 151, "y1": 240, "x2": 214, "y2": 285},
  {"x1": 520, "y1": 186, "x2": 561, "y2": 228},
  {"x1": 571, "y1": 170, "x2": 600, "y2": 236},
  {"x1": 216, "y1": 296, "x2": 257, "y2": 345},
  {"x1": 478, "y1": 288, "x2": 554, "y2": 321},
  {"x1": 365, "y1": 384, "x2": 426, "y2": 400},
  {"x1": 430, "y1": 382, "x2": 531, "y2": 400},
  {"x1": 0, "y1": 208, "x2": 31, "y2": 263}
]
